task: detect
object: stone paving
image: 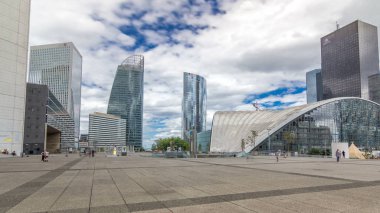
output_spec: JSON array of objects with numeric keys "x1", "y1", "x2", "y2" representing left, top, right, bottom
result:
[{"x1": 0, "y1": 153, "x2": 380, "y2": 212}]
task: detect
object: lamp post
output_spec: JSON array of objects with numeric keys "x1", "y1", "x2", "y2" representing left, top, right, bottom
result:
[{"x1": 267, "y1": 128, "x2": 271, "y2": 154}]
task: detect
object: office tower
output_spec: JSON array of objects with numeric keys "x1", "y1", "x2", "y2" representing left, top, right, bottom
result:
[
  {"x1": 182, "y1": 72, "x2": 207, "y2": 143},
  {"x1": 369, "y1": 73, "x2": 380, "y2": 104},
  {"x1": 29, "y1": 42, "x2": 82, "y2": 144},
  {"x1": 107, "y1": 55, "x2": 144, "y2": 149},
  {"x1": 0, "y1": 0, "x2": 31, "y2": 155},
  {"x1": 88, "y1": 112, "x2": 126, "y2": 148},
  {"x1": 23, "y1": 83, "x2": 74, "y2": 154},
  {"x1": 321, "y1": 20, "x2": 379, "y2": 100},
  {"x1": 306, "y1": 69, "x2": 322, "y2": 103}
]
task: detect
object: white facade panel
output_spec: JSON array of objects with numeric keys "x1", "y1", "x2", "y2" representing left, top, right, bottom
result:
[{"x1": 0, "y1": 0, "x2": 30, "y2": 155}]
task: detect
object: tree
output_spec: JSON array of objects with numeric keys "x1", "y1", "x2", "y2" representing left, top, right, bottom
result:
[
  {"x1": 198, "y1": 144, "x2": 202, "y2": 153},
  {"x1": 283, "y1": 131, "x2": 296, "y2": 154},
  {"x1": 155, "y1": 137, "x2": 189, "y2": 151},
  {"x1": 246, "y1": 130, "x2": 258, "y2": 149},
  {"x1": 151, "y1": 143, "x2": 157, "y2": 151}
]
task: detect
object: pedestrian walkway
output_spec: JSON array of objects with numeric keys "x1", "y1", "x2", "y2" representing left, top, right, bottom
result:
[{"x1": 0, "y1": 154, "x2": 380, "y2": 212}]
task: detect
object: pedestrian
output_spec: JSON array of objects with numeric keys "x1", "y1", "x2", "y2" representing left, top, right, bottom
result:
[
  {"x1": 91, "y1": 150, "x2": 95, "y2": 157},
  {"x1": 336, "y1": 149, "x2": 341, "y2": 162},
  {"x1": 45, "y1": 151, "x2": 49, "y2": 162},
  {"x1": 275, "y1": 150, "x2": 281, "y2": 162},
  {"x1": 41, "y1": 151, "x2": 45, "y2": 162},
  {"x1": 342, "y1": 150, "x2": 346, "y2": 159}
]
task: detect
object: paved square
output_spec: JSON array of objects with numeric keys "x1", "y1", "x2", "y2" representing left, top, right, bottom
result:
[{"x1": 1, "y1": 154, "x2": 380, "y2": 212}]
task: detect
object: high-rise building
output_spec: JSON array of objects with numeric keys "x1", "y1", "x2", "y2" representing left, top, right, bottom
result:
[
  {"x1": 107, "y1": 55, "x2": 144, "y2": 149},
  {"x1": 88, "y1": 112, "x2": 126, "y2": 148},
  {"x1": 306, "y1": 69, "x2": 322, "y2": 103},
  {"x1": 0, "y1": 0, "x2": 31, "y2": 155},
  {"x1": 321, "y1": 20, "x2": 379, "y2": 100},
  {"x1": 182, "y1": 72, "x2": 207, "y2": 143},
  {"x1": 23, "y1": 83, "x2": 75, "y2": 154},
  {"x1": 29, "y1": 42, "x2": 82, "y2": 144},
  {"x1": 369, "y1": 73, "x2": 380, "y2": 104}
]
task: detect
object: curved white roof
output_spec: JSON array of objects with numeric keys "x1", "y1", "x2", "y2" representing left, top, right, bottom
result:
[{"x1": 210, "y1": 97, "x2": 379, "y2": 153}]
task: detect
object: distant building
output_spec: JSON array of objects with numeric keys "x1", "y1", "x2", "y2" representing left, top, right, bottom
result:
[
  {"x1": 79, "y1": 134, "x2": 89, "y2": 142},
  {"x1": 197, "y1": 130, "x2": 211, "y2": 153},
  {"x1": 0, "y1": 0, "x2": 31, "y2": 155},
  {"x1": 88, "y1": 112, "x2": 126, "y2": 148},
  {"x1": 321, "y1": 20, "x2": 379, "y2": 100},
  {"x1": 306, "y1": 69, "x2": 323, "y2": 103},
  {"x1": 369, "y1": 73, "x2": 380, "y2": 104},
  {"x1": 29, "y1": 42, "x2": 82, "y2": 144},
  {"x1": 107, "y1": 56, "x2": 144, "y2": 149},
  {"x1": 23, "y1": 83, "x2": 74, "y2": 154},
  {"x1": 182, "y1": 72, "x2": 207, "y2": 143}
]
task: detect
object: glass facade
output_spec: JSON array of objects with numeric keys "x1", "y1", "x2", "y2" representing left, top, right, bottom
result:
[
  {"x1": 369, "y1": 73, "x2": 380, "y2": 104},
  {"x1": 182, "y1": 72, "x2": 207, "y2": 142},
  {"x1": 256, "y1": 98, "x2": 380, "y2": 153},
  {"x1": 107, "y1": 55, "x2": 144, "y2": 148},
  {"x1": 306, "y1": 69, "x2": 322, "y2": 104},
  {"x1": 88, "y1": 112, "x2": 126, "y2": 148},
  {"x1": 197, "y1": 130, "x2": 211, "y2": 153},
  {"x1": 29, "y1": 42, "x2": 82, "y2": 141},
  {"x1": 0, "y1": 0, "x2": 30, "y2": 156},
  {"x1": 321, "y1": 20, "x2": 379, "y2": 100}
]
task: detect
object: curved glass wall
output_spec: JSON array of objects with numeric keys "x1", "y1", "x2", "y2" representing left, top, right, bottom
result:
[
  {"x1": 107, "y1": 55, "x2": 144, "y2": 148},
  {"x1": 256, "y1": 98, "x2": 380, "y2": 154},
  {"x1": 182, "y1": 72, "x2": 207, "y2": 142}
]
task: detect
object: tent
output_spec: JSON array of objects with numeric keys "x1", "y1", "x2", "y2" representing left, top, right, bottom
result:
[{"x1": 348, "y1": 143, "x2": 365, "y2": 159}]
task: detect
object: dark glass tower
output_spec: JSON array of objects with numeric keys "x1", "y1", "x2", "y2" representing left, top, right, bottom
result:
[
  {"x1": 107, "y1": 55, "x2": 144, "y2": 148},
  {"x1": 321, "y1": 20, "x2": 379, "y2": 100},
  {"x1": 182, "y1": 72, "x2": 207, "y2": 143},
  {"x1": 369, "y1": 73, "x2": 380, "y2": 104},
  {"x1": 306, "y1": 69, "x2": 322, "y2": 103}
]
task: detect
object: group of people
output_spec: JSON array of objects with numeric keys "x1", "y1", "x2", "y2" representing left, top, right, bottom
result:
[
  {"x1": 41, "y1": 151, "x2": 49, "y2": 162},
  {"x1": 335, "y1": 149, "x2": 346, "y2": 162}
]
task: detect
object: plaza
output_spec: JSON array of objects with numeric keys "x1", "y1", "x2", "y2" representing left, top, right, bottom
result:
[{"x1": 1, "y1": 154, "x2": 380, "y2": 212}]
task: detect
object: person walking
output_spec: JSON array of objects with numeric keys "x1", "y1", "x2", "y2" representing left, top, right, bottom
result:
[
  {"x1": 275, "y1": 150, "x2": 281, "y2": 162},
  {"x1": 91, "y1": 150, "x2": 95, "y2": 158},
  {"x1": 41, "y1": 151, "x2": 45, "y2": 162},
  {"x1": 342, "y1": 150, "x2": 346, "y2": 159},
  {"x1": 336, "y1": 149, "x2": 341, "y2": 162}
]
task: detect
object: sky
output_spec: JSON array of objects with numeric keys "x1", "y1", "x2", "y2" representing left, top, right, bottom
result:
[{"x1": 29, "y1": 0, "x2": 380, "y2": 148}]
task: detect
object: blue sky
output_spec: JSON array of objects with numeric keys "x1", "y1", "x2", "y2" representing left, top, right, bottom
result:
[{"x1": 29, "y1": 0, "x2": 380, "y2": 148}]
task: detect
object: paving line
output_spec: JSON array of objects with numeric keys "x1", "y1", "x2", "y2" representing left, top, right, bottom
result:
[{"x1": 0, "y1": 158, "x2": 83, "y2": 213}]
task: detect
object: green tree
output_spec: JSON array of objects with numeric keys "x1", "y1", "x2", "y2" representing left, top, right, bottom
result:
[
  {"x1": 283, "y1": 131, "x2": 296, "y2": 154},
  {"x1": 151, "y1": 143, "x2": 157, "y2": 151},
  {"x1": 155, "y1": 137, "x2": 189, "y2": 151}
]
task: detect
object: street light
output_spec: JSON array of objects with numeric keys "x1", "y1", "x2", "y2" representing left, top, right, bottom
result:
[{"x1": 267, "y1": 128, "x2": 271, "y2": 154}]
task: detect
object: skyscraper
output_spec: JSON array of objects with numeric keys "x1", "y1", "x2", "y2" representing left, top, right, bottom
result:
[
  {"x1": 29, "y1": 42, "x2": 82, "y2": 145},
  {"x1": 107, "y1": 55, "x2": 144, "y2": 149},
  {"x1": 306, "y1": 69, "x2": 322, "y2": 103},
  {"x1": 182, "y1": 72, "x2": 207, "y2": 143},
  {"x1": 321, "y1": 20, "x2": 379, "y2": 100},
  {"x1": 0, "y1": 0, "x2": 31, "y2": 155}
]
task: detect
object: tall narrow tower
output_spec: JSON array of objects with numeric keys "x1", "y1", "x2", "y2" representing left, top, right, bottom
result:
[
  {"x1": 107, "y1": 55, "x2": 144, "y2": 149},
  {"x1": 182, "y1": 72, "x2": 207, "y2": 143}
]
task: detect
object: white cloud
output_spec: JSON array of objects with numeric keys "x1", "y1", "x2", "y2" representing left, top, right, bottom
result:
[{"x1": 29, "y1": 0, "x2": 380, "y2": 148}]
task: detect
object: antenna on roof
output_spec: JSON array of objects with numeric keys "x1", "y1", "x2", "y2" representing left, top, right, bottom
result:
[
  {"x1": 336, "y1": 21, "x2": 339, "y2": 30},
  {"x1": 252, "y1": 102, "x2": 260, "y2": 111}
]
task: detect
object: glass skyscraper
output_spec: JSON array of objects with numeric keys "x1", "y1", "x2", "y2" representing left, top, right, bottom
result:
[
  {"x1": 321, "y1": 20, "x2": 379, "y2": 100},
  {"x1": 0, "y1": 0, "x2": 30, "y2": 155},
  {"x1": 29, "y1": 42, "x2": 82, "y2": 143},
  {"x1": 369, "y1": 73, "x2": 380, "y2": 104},
  {"x1": 306, "y1": 69, "x2": 322, "y2": 104},
  {"x1": 182, "y1": 72, "x2": 207, "y2": 143},
  {"x1": 107, "y1": 55, "x2": 144, "y2": 149}
]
